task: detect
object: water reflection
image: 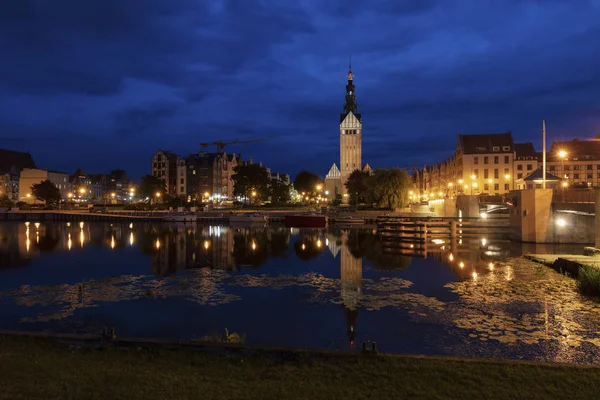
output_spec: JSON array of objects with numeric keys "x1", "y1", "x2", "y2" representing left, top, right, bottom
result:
[{"x1": 1, "y1": 222, "x2": 599, "y2": 363}]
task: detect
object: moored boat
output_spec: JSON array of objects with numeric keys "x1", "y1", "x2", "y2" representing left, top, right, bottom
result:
[
  {"x1": 229, "y1": 213, "x2": 268, "y2": 223},
  {"x1": 163, "y1": 213, "x2": 197, "y2": 223},
  {"x1": 332, "y1": 216, "x2": 365, "y2": 224}
]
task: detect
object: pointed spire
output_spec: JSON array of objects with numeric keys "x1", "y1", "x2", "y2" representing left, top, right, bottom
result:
[{"x1": 347, "y1": 54, "x2": 353, "y2": 81}]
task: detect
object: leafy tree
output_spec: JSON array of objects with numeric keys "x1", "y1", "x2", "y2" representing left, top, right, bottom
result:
[
  {"x1": 345, "y1": 170, "x2": 371, "y2": 205},
  {"x1": 0, "y1": 195, "x2": 13, "y2": 208},
  {"x1": 138, "y1": 175, "x2": 166, "y2": 201},
  {"x1": 370, "y1": 168, "x2": 411, "y2": 209},
  {"x1": 31, "y1": 180, "x2": 61, "y2": 207},
  {"x1": 269, "y1": 179, "x2": 291, "y2": 205},
  {"x1": 293, "y1": 170, "x2": 323, "y2": 197},
  {"x1": 233, "y1": 164, "x2": 271, "y2": 204}
]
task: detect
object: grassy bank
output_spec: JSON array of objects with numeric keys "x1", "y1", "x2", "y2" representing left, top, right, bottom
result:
[{"x1": 1, "y1": 337, "x2": 600, "y2": 399}]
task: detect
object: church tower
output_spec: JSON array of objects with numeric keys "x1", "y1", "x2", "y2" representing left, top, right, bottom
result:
[{"x1": 339, "y1": 58, "x2": 362, "y2": 196}]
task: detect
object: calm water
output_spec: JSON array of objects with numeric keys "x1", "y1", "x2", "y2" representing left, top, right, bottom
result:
[{"x1": 1, "y1": 221, "x2": 599, "y2": 364}]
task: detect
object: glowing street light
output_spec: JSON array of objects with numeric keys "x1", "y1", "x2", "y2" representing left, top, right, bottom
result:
[{"x1": 316, "y1": 184, "x2": 322, "y2": 191}]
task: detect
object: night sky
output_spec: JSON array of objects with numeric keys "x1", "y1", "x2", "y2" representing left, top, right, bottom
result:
[{"x1": 1, "y1": 1, "x2": 599, "y2": 181}]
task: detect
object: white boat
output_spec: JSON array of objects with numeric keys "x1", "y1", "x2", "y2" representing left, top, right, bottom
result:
[
  {"x1": 333, "y1": 216, "x2": 365, "y2": 224},
  {"x1": 163, "y1": 213, "x2": 197, "y2": 223},
  {"x1": 229, "y1": 213, "x2": 267, "y2": 223}
]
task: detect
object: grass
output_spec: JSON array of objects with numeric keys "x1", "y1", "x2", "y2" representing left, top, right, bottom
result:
[
  {"x1": 2, "y1": 336, "x2": 600, "y2": 399},
  {"x1": 200, "y1": 328, "x2": 246, "y2": 344},
  {"x1": 577, "y1": 264, "x2": 600, "y2": 297}
]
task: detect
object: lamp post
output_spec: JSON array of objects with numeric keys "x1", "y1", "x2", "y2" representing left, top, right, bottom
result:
[{"x1": 558, "y1": 150, "x2": 567, "y2": 202}]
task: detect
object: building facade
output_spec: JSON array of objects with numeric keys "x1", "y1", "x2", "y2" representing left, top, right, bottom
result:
[
  {"x1": 415, "y1": 132, "x2": 528, "y2": 198},
  {"x1": 546, "y1": 137, "x2": 600, "y2": 188},
  {"x1": 151, "y1": 150, "x2": 181, "y2": 196},
  {"x1": 0, "y1": 149, "x2": 37, "y2": 200},
  {"x1": 19, "y1": 168, "x2": 71, "y2": 203}
]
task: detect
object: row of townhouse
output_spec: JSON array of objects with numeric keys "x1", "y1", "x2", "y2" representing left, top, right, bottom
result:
[{"x1": 413, "y1": 133, "x2": 600, "y2": 198}]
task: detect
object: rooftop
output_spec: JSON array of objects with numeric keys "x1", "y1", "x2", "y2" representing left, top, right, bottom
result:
[
  {"x1": 0, "y1": 148, "x2": 36, "y2": 174},
  {"x1": 458, "y1": 132, "x2": 514, "y2": 154}
]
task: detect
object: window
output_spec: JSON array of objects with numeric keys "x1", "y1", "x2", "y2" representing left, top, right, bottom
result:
[
  {"x1": 574, "y1": 165, "x2": 580, "y2": 171},
  {"x1": 180, "y1": 187, "x2": 184, "y2": 193},
  {"x1": 474, "y1": 169, "x2": 479, "y2": 178},
  {"x1": 549, "y1": 166, "x2": 555, "y2": 171},
  {"x1": 517, "y1": 164, "x2": 523, "y2": 171},
  {"x1": 180, "y1": 178, "x2": 184, "y2": 184},
  {"x1": 474, "y1": 157, "x2": 479, "y2": 165},
  {"x1": 588, "y1": 165, "x2": 594, "y2": 171},
  {"x1": 517, "y1": 173, "x2": 523, "y2": 179},
  {"x1": 493, "y1": 146, "x2": 500, "y2": 152},
  {"x1": 494, "y1": 183, "x2": 499, "y2": 191},
  {"x1": 484, "y1": 156, "x2": 489, "y2": 164},
  {"x1": 504, "y1": 168, "x2": 509, "y2": 175},
  {"x1": 504, "y1": 156, "x2": 509, "y2": 164},
  {"x1": 503, "y1": 146, "x2": 511, "y2": 151},
  {"x1": 494, "y1": 169, "x2": 499, "y2": 179},
  {"x1": 484, "y1": 184, "x2": 489, "y2": 191},
  {"x1": 526, "y1": 164, "x2": 532, "y2": 171},
  {"x1": 494, "y1": 156, "x2": 499, "y2": 164},
  {"x1": 484, "y1": 169, "x2": 489, "y2": 179},
  {"x1": 504, "y1": 183, "x2": 509, "y2": 191},
  {"x1": 574, "y1": 173, "x2": 579, "y2": 180},
  {"x1": 588, "y1": 173, "x2": 593, "y2": 179}
]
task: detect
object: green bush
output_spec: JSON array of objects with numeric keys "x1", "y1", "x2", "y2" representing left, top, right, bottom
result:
[{"x1": 577, "y1": 265, "x2": 600, "y2": 297}]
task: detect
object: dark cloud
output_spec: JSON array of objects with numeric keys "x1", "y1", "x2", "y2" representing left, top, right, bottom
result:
[{"x1": 1, "y1": 0, "x2": 600, "y2": 179}]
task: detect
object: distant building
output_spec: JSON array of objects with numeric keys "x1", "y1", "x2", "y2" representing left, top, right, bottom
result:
[
  {"x1": 0, "y1": 148, "x2": 36, "y2": 200},
  {"x1": 107, "y1": 169, "x2": 132, "y2": 200},
  {"x1": 151, "y1": 150, "x2": 182, "y2": 196},
  {"x1": 513, "y1": 142, "x2": 538, "y2": 183},
  {"x1": 415, "y1": 132, "x2": 519, "y2": 197},
  {"x1": 547, "y1": 137, "x2": 600, "y2": 188},
  {"x1": 19, "y1": 168, "x2": 70, "y2": 203}
]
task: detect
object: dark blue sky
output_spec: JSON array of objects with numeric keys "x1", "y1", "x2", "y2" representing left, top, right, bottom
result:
[{"x1": 1, "y1": 0, "x2": 600, "y2": 181}]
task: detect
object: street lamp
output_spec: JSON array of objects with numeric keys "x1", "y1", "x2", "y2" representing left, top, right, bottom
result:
[{"x1": 558, "y1": 150, "x2": 567, "y2": 179}]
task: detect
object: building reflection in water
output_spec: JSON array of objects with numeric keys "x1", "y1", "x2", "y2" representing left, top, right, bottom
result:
[{"x1": 338, "y1": 230, "x2": 362, "y2": 349}]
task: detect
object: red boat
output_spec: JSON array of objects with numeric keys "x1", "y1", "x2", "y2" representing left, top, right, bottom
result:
[{"x1": 284, "y1": 214, "x2": 327, "y2": 228}]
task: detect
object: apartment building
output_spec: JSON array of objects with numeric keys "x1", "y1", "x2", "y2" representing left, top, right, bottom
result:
[
  {"x1": 151, "y1": 150, "x2": 182, "y2": 196},
  {"x1": 547, "y1": 137, "x2": 600, "y2": 188}
]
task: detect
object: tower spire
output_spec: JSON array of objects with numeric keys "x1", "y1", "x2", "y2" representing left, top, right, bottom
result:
[{"x1": 343, "y1": 57, "x2": 357, "y2": 115}]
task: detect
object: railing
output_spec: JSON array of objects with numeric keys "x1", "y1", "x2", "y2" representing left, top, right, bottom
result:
[
  {"x1": 553, "y1": 188, "x2": 595, "y2": 203},
  {"x1": 377, "y1": 216, "x2": 510, "y2": 242}
]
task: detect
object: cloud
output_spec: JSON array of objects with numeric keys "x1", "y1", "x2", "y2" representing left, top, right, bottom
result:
[{"x1": 1, "y1": 0, "x2": 600, "y2": 180}]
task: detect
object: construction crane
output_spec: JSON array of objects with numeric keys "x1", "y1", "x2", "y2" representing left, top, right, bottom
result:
[{"x1": 199, "y1": 138, "x2": 271, "y2": 152}]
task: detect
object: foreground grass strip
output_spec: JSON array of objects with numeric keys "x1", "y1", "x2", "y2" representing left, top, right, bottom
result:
[{"x1": 1, "y1": 336, "x2": 600, "y2": 400}]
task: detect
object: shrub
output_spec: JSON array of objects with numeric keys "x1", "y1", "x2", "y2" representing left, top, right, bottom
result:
[{"x1": 577, "y1": 265, "x2": 600, "y2": 297}]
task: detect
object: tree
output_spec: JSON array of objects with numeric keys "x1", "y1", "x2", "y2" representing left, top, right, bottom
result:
[
  {"x1": 233, "y1": 164, "x2": 271, "y2": 204},
  {"x1": 293, "y1": 170, "x2": 323, "y2": 197},
  {"x1": 270, "y1": 179, "x2": 291, "y2": 205},
  {"x1": 345, "y1": 170, "x2": 371, "y2": 205},
  {"x1": 370, "y1": 168, "x2": 411, "y2": 209},
  {"x1": 31, "y1": 180, "x2": 61, "y2": 207},
  {"x1": 0, "y1": 195, "x2": 13, "y2": 209},
  {"x1": 138, "y1": 175, "x2": 166, "y2": 201}
]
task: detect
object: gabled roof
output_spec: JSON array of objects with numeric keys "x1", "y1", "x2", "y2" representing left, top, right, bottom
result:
[
  {"x1": 340, "y1": 112, "x2": 362, "y2": 123},
  {"x1": 325, "y1": 163, "x2": 341, "y2": 179},
  {"x1": 0, "y1": 148, "x2": 36, "y2": 173},
  {"x1": 362, "y1": 163, "x2": 372, "y2": 174},
  {"x1": 458, "y1": 132, "x2": 514, "y2": 154},
  {"x1": 523, "y1": 167, "x2": 561, "y2": 182},
  {"x1": 109, "y1": 169, "x2": 128, "y2": 181},
  {"x1": 514, "y1": 142, "x2": 537, "y2": 158}
]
